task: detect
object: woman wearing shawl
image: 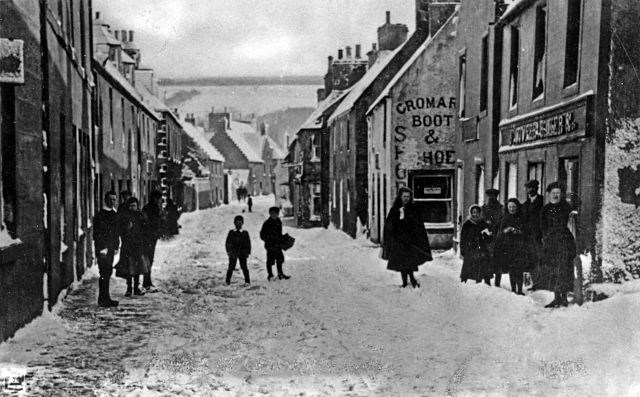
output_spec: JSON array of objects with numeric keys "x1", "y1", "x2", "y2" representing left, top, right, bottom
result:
[
  {"x1": 493, "y1": 198, "x2": 526, "y2": 294},
  {"x1": 382, "y1": 187, "x2": 432, "y2": 288},
  {"x1": 459, "y1": 205, "x2": 492, "y2": 284}
]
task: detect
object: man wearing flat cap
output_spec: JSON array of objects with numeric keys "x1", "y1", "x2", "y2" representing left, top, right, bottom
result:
[
  {"x1": 522, "y1": 179, "x2": 543, "y2": 290},
  {"x1": 482, "y1": 188, "x2": 503, "y2": 287}
]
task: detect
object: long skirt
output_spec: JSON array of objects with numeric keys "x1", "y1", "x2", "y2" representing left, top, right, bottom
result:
[
  {"x1": 460, "y1": 252, "x2": 492, "y2": 282},
  {"x1": 115, "y1": 254, "x2": 150, "y2": 279},
  {"x1": 540, "y1": 233, "x2": 576, "y2": 293}
]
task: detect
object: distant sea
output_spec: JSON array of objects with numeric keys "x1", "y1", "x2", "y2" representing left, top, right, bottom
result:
[{"x1": 161, "y1": 84, "x2": 321, "y2": 118}]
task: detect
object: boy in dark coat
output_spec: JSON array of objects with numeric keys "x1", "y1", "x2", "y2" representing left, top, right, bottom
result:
[
  {"x1": 260, "y1": 206, "x2": 289, "y2": 281},
  {"x1": 93, "y1": 191, "x2": 120, "y2": 307},
  {"x1": 225, "y1": 215, "x2": 251, "y2": 285},
  {"x1": 142, "y1": 191, "x2": 163, "y2": 291}
]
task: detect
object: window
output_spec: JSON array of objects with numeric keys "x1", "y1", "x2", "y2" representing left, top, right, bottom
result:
[
  {"x1": 1, "y1": 86, "x2": 17, "y2": 239},
  {"x1": 310, "y1": 183, "x2": 321, "y2": 220},
  {"x1": 383, "y1": 101, "x2": 388, "y2": 147},
  {"x1": 311, "y1": 134, "x2": 320, "y2": 161},
  {"x1": 410, "y1": 171, "x2": 454, "y2": 225},
  {"x1": 68, "y1": 0, "x2": 75, "y2": 46},
  {"x1": 480, "y1": 36, "x2": 489, "y2": 112},
  {"x1": 506, "y1": 162, "x2": 518, "y2": 200},
  {"x1": 532, "y1": 5, "x2": 547, "y2": 100},
  {"x1": 509, "y1": 26, "x2": 520, "y2": 109},
  {"x1": 109, "y1": 88, "x2": 114, "y2": 143},
  {"x1": 346, "y1": 119, "x2": 351, "y2": 151},
  {"x1": 458, "y1": 52, "x2": 467, "y2": 117},
  {"x1": 332, "y1": 180, "x2": 336, "y2": 209},
  {"x1": 121, "y1": 98, "x2": 125, "y2": 148},
  {"x1": 383, "y1": 174, "x2": 387, "y2": 222},
  {"x1": 559, "y1": 158, "x2": 580, "y2": 200},
  {"x1": 527, "y1": 162, "x2": 544, "y2": 195},
  {"x1": 564, "y1": 0, "x2": 581, "y2": 87},
  {"x1": 475, "y1": 165, "x2": 485, "y2": 205}
]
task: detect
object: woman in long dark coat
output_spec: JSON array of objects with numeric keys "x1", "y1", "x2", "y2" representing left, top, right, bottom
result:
[
  {"x1": 117, "y1": 197, "x2": 150, "y2": 297},
  {"x1": 493, "y1": 198, "x2": 526, "y2": 294},
  {"x1": 460, "y1": 205, "x2": 492, "y2": 284},
  {"x1": 540, "y1": 182, "x2": 577, "y2": 308},
  {"x1": 382, "y1": 187, "x2": 432, "y2": 288}
]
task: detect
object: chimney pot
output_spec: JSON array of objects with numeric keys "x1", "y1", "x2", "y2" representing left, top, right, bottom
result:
[
  {"x1": 114, "y1": 30, "x2": 119, "y2": 40},
  {"x1": 346, "y1": 46, "x2": 352, "y2": 58},
  {"x1": 129, "y1": 30, "x2": 134, "y2": 42},
  {"x1": 386, "y1": 11, "x2": 391, "y2": 24},
  {"x1": 355, "y1": 44, "x2": 361, "y2": 59},
  {"x1": 121, "y1": 30, "x2": 128, "y2": 42},
  {"x1": 338, "y1": 49, "x2": 343, "y2": 59},
  {"x1": 373, "y1": 43, "x2": 377, "y2": 51},
  {"x1": 95, "y1": 11, "x2": 100, "y2": 20}
]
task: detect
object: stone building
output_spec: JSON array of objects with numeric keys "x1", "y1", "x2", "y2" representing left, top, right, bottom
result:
[{"x1": 367, "y1": 8, "x2": 459, "y2": 248}]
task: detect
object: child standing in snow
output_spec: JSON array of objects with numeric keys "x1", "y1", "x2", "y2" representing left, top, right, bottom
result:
[
  {"x1": 260, "y1": 207, "x2": 290, "y2": 281},
  {"x1": 225, "y1": 215, "x2": 251, "y2": 285}
]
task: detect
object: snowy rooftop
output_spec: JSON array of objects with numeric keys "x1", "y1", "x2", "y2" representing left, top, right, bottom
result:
[
  {"x1": 210, "y1": 121, "x2": 264, "y2": 163},
  {"x1": 93, "y1": 24, "x2": 121, "y2": 46},
  {"x1": 299, "y1": 89, "x2": 351, "y2": 131},
  {"x1": 99, "y1": 61, "x2": 158, "y2": 120},
  {"x1": 328, "y1": 48, "x2": 400, "y2": 124},
  {"x1": 500, "y1": 0, "x2": 530, "y2": 22},
  {"x1": 121, "y1": 51, "x2": 136, "y2": 65},
  {"x1": 179, "y1": 118, "x2": 225, "y2": 163},
  {"x1": 266, "y1": 136, "x2": 286, "y2": 160},
  {"x1": 368, "y1": 10, "x2": 459, "y2": 115}
]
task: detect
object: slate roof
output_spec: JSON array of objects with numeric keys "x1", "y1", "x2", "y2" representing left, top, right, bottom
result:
[{"x1": 299, "y1": 89, "x2": 351, "y2": 131}]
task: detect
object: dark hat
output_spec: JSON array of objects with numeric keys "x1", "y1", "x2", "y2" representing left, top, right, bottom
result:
[
  {"x1": 485, "y1": 188, "x2": 499, "y2": 197},
  {"x1": 525, "y1": 180, "x2": 539, "y2": 188},
  {"x1": 234, "y1": 215, "x2": 244, "y2": 222},
  {"x1": 268, "y1": 206, "x2": 280, "y2": 214}
]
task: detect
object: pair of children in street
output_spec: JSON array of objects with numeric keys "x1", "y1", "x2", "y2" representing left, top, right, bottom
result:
[{"x1": 224, "y1": 206, "x2": 290, "y2": 285}]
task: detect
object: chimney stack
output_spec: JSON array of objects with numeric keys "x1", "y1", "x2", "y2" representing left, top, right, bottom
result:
[
  {"x1": 415, "y1": 0, "x2": 430, "y2": 33},
  {"x1": 317, "y1": 88, "x2": 326, "y2": 104},
  {"x1": 377, "y1": 12, "x2": 409, "y2": 51},
  {"x1": 386, "y1": 11, "x2": 391, "y2": 24},
  {"x1": 346, "y1": 46, "x2": 352, "y2": 58},
  {"x1": 328, "y1": 55, "x2": 333, "y2": 69},
  {"x1": 121, "y1": 30, "x2": 128, "y2": 42},
  {"x1": 338, "y1": 49, "x2": 343, "y2": 60},
  {"x1": 129, "y1": 30, "x2": 134, "y2": 42},
  {"x1": 355, "y1": 44, "x2": 361, "y2": 59},
  {"x1": 367, "y1": 43, "x2": 378, "y2": 67},
  {"x1": 95, "y1": 12, "x2": 100, "y2": 20}
]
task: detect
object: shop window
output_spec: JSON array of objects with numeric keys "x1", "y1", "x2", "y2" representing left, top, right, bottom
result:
[
  {"x1": 411, "y1": 171, "x2": 453, "y2": 225},
  {"x1": 480, "y1": 36, "x2": 489, "y2": 112},
  {"x1": 1, "y1": 86, "x2": 17, "y2": 239},
  {"x1": 527, "y1": 162, "x2": 544, "y2": 195},
  {"x1": 506, "y1": 162, "x2": 518, "y2": 200},
  {"x1": 533, "y1": 5, "x2": 547, "y2": 100},
  {"x1": 458, "y1": 52, "x2": 467, "y2": 117},
  {"x1": 564, "y1": 0, "x2": 581, "y2": 87},
  {"x1": 475, "y1": 165, "x2": 485, "y2": 206},
  {"x1": 559, "y1": 158, "x2": 580, "y2": 200},
  {"x1": 509, "y1": 26, "x2": 520, "y2": 109}
]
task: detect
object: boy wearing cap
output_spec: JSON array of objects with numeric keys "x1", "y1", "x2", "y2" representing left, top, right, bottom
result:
[
  {"x1": 225, "y1": 215, "x2": 251, "y2": 285},
  {"x1": 260, "y1": 206, "x2": 290, "y2": 281}
]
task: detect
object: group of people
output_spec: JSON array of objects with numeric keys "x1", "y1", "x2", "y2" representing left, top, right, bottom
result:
[
  {"x1": 224, "y1": 206, "x2": 292, "y2": 286},
  {"x1": 459, "y1": 180, "x2": 578, "y2": 308},
  {"x1": 92, "y1": 190, "x2": 168, "y2": 307}
]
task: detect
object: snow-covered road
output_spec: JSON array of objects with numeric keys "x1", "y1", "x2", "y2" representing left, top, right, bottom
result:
[{"x1": 1, "y1": 195, "x2": 640, "y2": 396}]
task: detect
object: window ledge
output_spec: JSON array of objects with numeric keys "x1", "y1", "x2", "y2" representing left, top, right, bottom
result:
[
  {"x1": 562, "y1": 83, "x2": 580, "y2": 98},
  {"x1": 0, "y1": 240, "x2": 27, "y2": 264},
  {"x1": 478, "y1": 109, "x2": 488, "y2": 119}
]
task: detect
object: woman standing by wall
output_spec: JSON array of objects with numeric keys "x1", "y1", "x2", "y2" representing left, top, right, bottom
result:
[
  {"x1": 117, "y1": 197, "x2": 150, "y2": 297},
  {"x1": 493, "y1": 198, "x2": 526, "y2": 294},
  {"x1": 541, "y1": 182, "x2": 577, "y2": 308},
  {"x1": 459, "y1": 205, "x2": 493, "y2": 284},
  {"x1": 382, "y1": 187, "x2": 432, "y2": 288}
]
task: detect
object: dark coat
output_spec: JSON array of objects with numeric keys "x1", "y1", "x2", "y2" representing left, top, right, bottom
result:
[
  {"x1": 493, "y1": 212, "x2": 526, "y2": 274},
  {"x1": 460, "y1": 219, "x2": 493, "y2": 282},
  {"x1": 482, "y1": 200, "x2": 503, "y2": 236},
  {"x1": 540, "y1": 201, "x2": 576, "y2": 293},
  {"x1": 93, "y1": 208, "x2": 119, "y2": 253},
  {"x1": 260, "y1": 217, "x2": 283, "y2": 250},
  {"x1": 165, "y1": 202, "x2": 180, "y2": 235},
  {"x1": 382, "y1": 204, "x2": 432, "y2": 273},
  {"x1": 142, "y1": 202, "x2": 163, "y2": 243},
  {"x1": 117, "y1": 210, "x2": 149, "y2": 277},
  {"x1": 226, "y1": 229, "x2": 251, "y2": 258},
  {"x1": 522, "y1": 195, "x2": 543, "y2": 242}
]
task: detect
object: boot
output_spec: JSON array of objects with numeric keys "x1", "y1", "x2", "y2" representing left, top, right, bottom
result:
[
  {"x1": 559, "y1": 293, "x2": 569, "y2": 307},
  {"x1": 125, "y1": 287, "x2": 132, "y2": 298},
  {"x1": 278, "y1": 273, "x2": 290, "y2": 280}
]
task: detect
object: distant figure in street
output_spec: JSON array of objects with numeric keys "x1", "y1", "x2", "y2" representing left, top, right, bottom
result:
[
  {"x1": 460, "y1": 205, "x2": 493, "y2": 285},
  {"x1": 247, "y1": 195, "x2": 253, "y2": 212},
  {"x1": 165, "y1": 198, "x2": 180, "y2": 236},
  {"x1": 117, "y1": 190, "x2": 131, "y2": 213},
  {"x1": 142, "y1": 191, "x2": 163, "y2": 292},
  {"x1": 225, "y1": 215, "x2": 251, "y2": 285},
  {"x1": 382, "y1": 187, "x2": 432, "y2": 288},
  {"x1": 482, "y1": 189, "x2": 503, "y2": 287},
  {"x1": 260, "y1": 206, "x2": 290, "y2": 281},
  {"x1": 117, "y1": 197, "x2": 149, "y2": 297},
  {"x1": 541, "y1": 182, "x2": 577, "y2": 308},
  {"x1": 522, "y1": 180, "x2": 543, "y2": 290},
  {"x1": 493, "y1": 198, "x2": 526, "y2": 295},
  {"x1": 93, "y1": 191, "x2": 120, "y2": 307},
  {"x1": 236, "y1": 187, "x2": 241, "y2": 202}
]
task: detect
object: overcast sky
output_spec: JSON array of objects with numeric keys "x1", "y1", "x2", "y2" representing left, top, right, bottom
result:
[{"x1": 94, "y1": 0, "x2": 416, "y2": 78}]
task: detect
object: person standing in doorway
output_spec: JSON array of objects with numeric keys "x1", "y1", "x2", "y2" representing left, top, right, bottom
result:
[
  {"x1": 482, "y1": 189, "x2": 503, "y2": 286},
  {"x1": 247, "y1": 195, "x2": 253, "y2": 213},
  {"x1": 460, "y1": 205, "x2": 493, "y2": 285},
  {"x1": 260, "y1": 206, "x2": 290, "y2": 281},
  {"x1": 142, "y1": 191, "x2": 163, "y2": 292},
  {"x1": 541, "y1": 182, "x2": 577, "y2": 308},
  {"x1": 93, "y1": 191, "x2": 120, "y2": 307},
  {"x1": 382, "y1": 187, "x2": 432, "y2": 288},
  {"x1": 225, "y1": 215, "x2": 251, "y2": 285},
  {"x1": 522, "y1": 180, "x2": 544, "y2": 290},
  {"x1": 117, "y1": 190, "x2": 131, "y2": 213}
]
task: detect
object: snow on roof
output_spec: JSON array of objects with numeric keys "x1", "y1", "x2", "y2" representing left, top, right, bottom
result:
[
  {"x1": 266, "y1": 136, "x2": 286, "y2": 160},
  {"x1": 500, "y1": 0, "x2": 532, "y2": 22},
  {"x1": 223, "y1": 122, "x2": 264, "y2": 163},
  {"x1": 299, "y1": 89, "x2": 351, "y2": 131},
  {"x1": 121, "y1": 51, "x2": 136, "y2": 64},
  {"x1": 100, "y1": 61, "x2": 157, "y2": 119},
  {"x1": 179, "y1": 118, "x2": 225, "y2": 163},
  {"x1": 368, "y1": 10, "x2": 459, "y2": 115},
  {"x1": 93, "y1": 24, "x2": 121, "y2": 46},
  {"x1": 328, "y1": 48, "x2": 401, "y2": 124}
]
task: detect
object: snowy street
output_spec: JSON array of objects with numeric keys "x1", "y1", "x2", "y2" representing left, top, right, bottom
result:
[{"x1": 1, "y1": 195, "x2": 640, "y2": 396}]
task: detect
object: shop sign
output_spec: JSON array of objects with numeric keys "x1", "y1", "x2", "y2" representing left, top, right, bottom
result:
[
  {"x1": 500, "y1": 100, "x2": 588, "y2": 148},
  {"x1": 0, "y1": 39, "x2": 24, "y2": 84}
]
